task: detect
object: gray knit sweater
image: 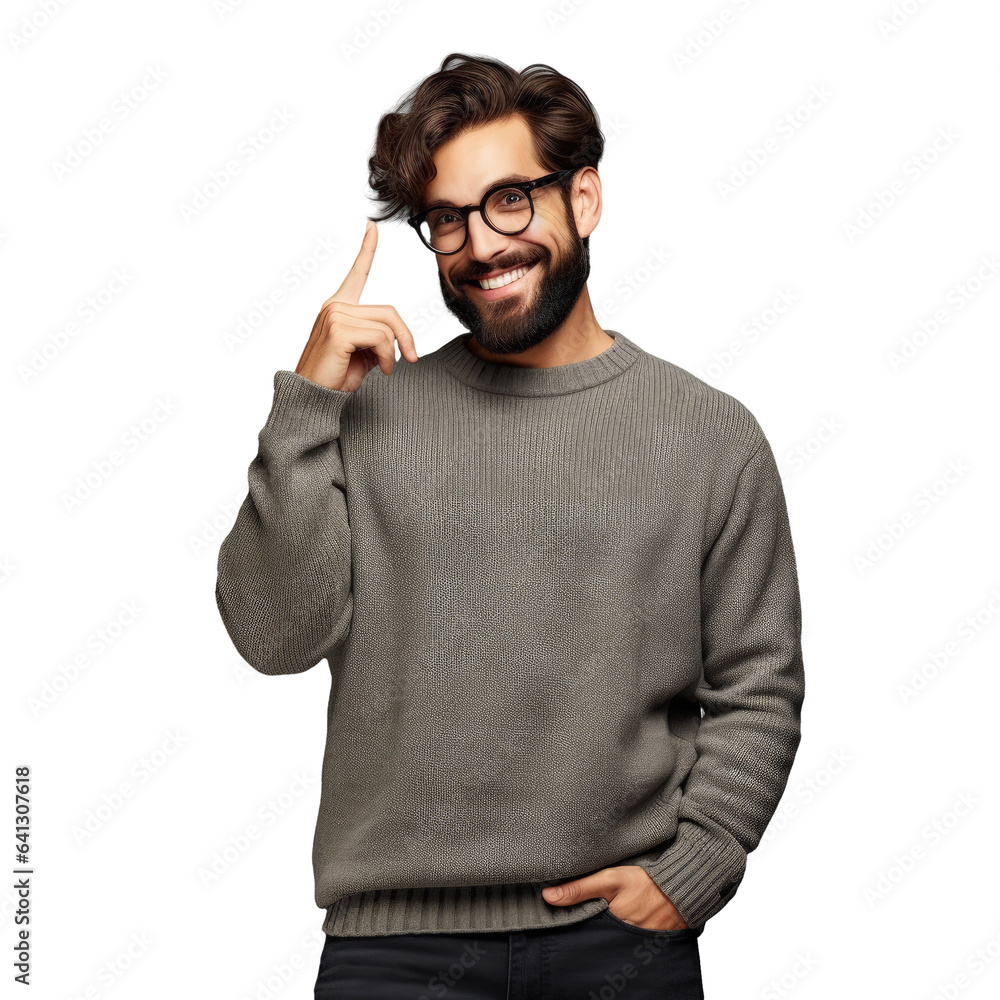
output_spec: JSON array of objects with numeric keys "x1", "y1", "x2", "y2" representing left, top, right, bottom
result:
[{"x1": 215, "y1": 329, "x2": 805, "y2": 938}]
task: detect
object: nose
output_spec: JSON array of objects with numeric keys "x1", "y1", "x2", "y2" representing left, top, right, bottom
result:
[{"x1": 464, "y1": 209, "x2": 513, "y2": 261}]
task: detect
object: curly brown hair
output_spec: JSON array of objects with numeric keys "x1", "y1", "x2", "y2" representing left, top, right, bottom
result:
[{"x1": 366, "y1": 53, "x2": 604, "y2": 226}]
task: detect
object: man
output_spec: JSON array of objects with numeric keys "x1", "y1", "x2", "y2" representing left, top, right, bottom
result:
[{"x1": 215, "y1": 53, "x2": 805, "y2": 999}]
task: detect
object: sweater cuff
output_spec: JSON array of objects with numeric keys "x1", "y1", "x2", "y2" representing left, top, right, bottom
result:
[
  {"x1": 634, "y1": 822, "x2": 747, "y2": 929},
  {"x1": 265, "y1": 369, "x2": 355, "y2": 441}
]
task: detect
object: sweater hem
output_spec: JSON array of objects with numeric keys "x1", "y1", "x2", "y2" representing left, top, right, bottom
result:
[
  {"x1": 319, "y1": 848, "x2": 668, "y2": 937},
  {"x1": 322, "y1": 885, "x2": 610, "y2": 937}
]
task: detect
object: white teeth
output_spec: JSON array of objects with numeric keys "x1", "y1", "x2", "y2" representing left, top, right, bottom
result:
[{"x1": 478, "y1": 264, "x2": 530, "y2": 290}]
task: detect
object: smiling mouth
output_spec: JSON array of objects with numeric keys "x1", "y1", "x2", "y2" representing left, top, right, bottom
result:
[{"x1": 466, "y1": 261, "x2": 538, "y2": 290}]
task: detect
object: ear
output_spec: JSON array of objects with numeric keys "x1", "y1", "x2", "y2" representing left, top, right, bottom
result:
[{"x1": 571, "y1": 166, "x2": 602, "y2": 239}]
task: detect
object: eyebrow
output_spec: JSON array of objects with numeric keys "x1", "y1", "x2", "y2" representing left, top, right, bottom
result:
[{"x1": 422, "y1": 173, "x2": 534, "y2": 212}]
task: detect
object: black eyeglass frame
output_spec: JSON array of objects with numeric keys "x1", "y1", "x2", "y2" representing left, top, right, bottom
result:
[{"x1": 406, "y1": 168, "x2": 578, "y2": 255}]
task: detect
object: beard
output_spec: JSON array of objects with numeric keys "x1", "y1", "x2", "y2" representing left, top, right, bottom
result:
[{"x1": 438, "y1": 222, "x2": 591, "y2": 357}]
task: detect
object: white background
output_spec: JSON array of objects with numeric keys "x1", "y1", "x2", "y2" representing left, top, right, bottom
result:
[{"x1": 3, "y1": 1, "x2": 999, "y2": 997}]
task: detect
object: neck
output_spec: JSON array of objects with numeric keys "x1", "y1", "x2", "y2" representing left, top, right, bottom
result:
[{"x1": 465, "y1": 287, "x2": 610, "y2": 369}]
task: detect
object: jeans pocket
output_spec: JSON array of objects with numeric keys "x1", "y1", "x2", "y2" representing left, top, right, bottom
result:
[{"x1": 600, "y1": 907, "x2": 699, "y2": 939}]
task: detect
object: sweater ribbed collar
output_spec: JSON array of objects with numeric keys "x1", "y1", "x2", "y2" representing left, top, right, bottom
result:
[{"x1": 437, "y1": 329, "x2": 642, "y2": 397}]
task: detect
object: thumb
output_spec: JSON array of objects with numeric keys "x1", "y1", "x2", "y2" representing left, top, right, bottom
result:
[
  {"x1": 332, "y1": 220, "x2": 378, "y2": 305},
  {"x1": 542, "y1": 870, "x2": 616, "y2": 907}
]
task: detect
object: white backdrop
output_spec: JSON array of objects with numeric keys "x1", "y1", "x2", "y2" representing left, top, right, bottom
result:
[{"x1": 4, "y1": 1, "x2": 999, "y2": 997}]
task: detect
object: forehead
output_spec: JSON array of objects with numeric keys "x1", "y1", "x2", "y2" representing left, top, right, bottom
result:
[{"x1": 421, "y1": 114, "x2": 546, "y2": 207}]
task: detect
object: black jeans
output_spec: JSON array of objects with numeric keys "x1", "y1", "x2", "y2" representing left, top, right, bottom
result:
[{"x1": 314, "y1": 907, "x2": 705, "y2": 999}]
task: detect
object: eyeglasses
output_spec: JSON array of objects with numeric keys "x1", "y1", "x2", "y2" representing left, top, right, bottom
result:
[{"x1": 407, "y1": 168, "x2": 577, "y2": 255}]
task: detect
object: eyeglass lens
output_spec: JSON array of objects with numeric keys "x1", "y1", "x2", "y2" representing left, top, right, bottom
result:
[{"x1": 419, "y1": 186, "x2": 532, "y2": 252}]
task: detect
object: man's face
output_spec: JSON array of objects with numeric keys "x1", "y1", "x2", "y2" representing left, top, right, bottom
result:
[{"x1": 420, "y1": 115, "x2": 591, "y2": 356}]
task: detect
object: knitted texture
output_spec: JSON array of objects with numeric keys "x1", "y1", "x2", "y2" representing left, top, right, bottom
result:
[{"x1": 215, "y1": 329, "x2": 805, "y2": 936}]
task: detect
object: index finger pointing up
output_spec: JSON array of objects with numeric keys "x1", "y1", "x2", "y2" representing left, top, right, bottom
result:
[{"x1": 330, "y1": 220, "x2": 378, "y2": 306}]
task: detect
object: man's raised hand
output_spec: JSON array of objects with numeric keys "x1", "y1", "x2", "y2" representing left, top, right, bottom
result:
[{"x1": 295, "y1": 221, "x2": 419, "y2": 392}]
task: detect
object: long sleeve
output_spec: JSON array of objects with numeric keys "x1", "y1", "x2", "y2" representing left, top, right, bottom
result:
[
  {"x1": 638, "y1": 432, "x2": 805, "y2": 927},
  {"x1": 215, "y1": 369, "x2": 356, "y2": 675}
]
